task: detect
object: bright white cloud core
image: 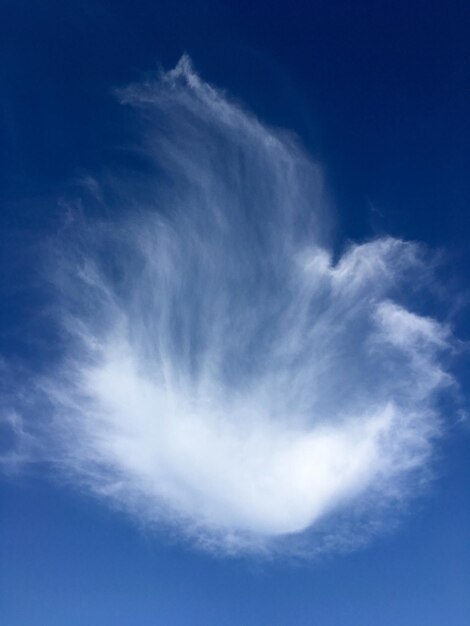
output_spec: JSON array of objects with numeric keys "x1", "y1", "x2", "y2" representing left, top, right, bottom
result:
[{"x1": 40, "y1": 57, "x2": 452, "y2": 554}]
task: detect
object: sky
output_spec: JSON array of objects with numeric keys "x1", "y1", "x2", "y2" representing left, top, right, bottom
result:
[{"x1": 1, "y1": 1, "x2": 470, "y2": 625}]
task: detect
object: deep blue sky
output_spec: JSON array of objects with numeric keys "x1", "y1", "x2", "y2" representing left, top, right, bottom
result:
[{"x1": 1, "y1": 1, "x2": 470, "y2": 624}]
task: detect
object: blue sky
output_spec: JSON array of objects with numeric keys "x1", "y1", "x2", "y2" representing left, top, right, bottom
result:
[{"x1": 1, "y1": 1, "x2": 470, "y2": 624}]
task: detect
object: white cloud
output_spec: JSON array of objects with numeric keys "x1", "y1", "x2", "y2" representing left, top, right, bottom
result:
[{"x1": 14, "y1": 56, "x2": 455, "y2": 554}]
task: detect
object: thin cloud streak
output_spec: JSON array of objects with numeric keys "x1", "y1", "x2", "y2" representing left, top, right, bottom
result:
[{"x1": 21, "y1": 56, "x2": 455, "y2": 554}]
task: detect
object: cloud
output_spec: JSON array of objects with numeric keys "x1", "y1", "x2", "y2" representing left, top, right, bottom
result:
[{"x1": 11, "y1": 56, "x2": 455, "y2": 554}]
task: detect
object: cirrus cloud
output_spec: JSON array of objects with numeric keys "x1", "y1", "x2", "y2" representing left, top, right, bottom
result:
[{"x1": 15, "y1": 56, "x2": 455, "y2": 555}]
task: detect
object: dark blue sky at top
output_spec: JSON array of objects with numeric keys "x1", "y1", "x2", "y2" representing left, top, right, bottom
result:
[{"x1": 1, "y1": 1, "x2": 469, "y2": 625}]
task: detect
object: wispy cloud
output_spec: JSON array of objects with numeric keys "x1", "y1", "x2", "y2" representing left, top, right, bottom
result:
[{"x1": 8, "y1": 56, "x2": 455, "y2": 555}]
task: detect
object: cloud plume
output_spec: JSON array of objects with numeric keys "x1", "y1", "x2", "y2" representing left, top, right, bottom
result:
[{"x1": 24, "y1": 56, "x2": 454, "y2": 554}]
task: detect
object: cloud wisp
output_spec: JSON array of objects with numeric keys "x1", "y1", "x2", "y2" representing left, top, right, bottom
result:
[{"x1": 26, "y1": 56, "x2": 454, "y2": 554}]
